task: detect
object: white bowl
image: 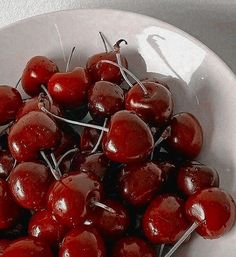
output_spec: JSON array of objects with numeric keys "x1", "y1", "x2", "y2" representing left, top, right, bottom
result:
[{"x1": 0, "y1": 9, "x2": 235, "y2": 257}]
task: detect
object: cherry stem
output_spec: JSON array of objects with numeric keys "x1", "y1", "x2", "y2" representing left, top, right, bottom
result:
[
  {"x1": 164, "y1": 222, "x2": 198, "y2": 257},
  {"x1": 56, "y1": 147, "x2": 79, "y2": 170},
  {"x1": 50, "y1": 153, "x2": 62, "y2": 177},
  {"x1": 91, "y1": 118, "x2": 108, "y2": 154},
  {"x1": 159, "y1": 244, "x2": 165, "y2": 257},
  {"x1": 92, "y1": 201, "x2": 116, "y2": 214},
  {"x1": 66, "y1": 46, "x2": 76, "y2": 72},
  {"x1": 99, "y1": 60, "x2": 149, "y2": 96},
  {"x1": 15, "y1": 77, "x2": 21, "y2": 89},
  {"x1": 99, "y1": 32, "x2": 108, "y2": 53},
  {"x1": 41, "y1": 85, "x2": 53, "y2": 105},
  {"x1": 40, "y1": 151, "x2": 61, "y2": 180}
]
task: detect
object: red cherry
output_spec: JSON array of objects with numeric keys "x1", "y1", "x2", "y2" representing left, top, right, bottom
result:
[
  {"x1": 102, "y1": 110, "x2": 154, "y2": 163},
  {"x1": 119, "y1": 161, "x2": 164, "y2": 206},
  {"x1": 87, "y1": 199, "x2": 129, "y2": 238},
  {"x1": 185, "y1": 188, "x2": 236, "y2": 238},
  {"x1": 9, "y1": 162, "x2": 53, "y2": 210},
  {"x1": 143, "y1": 195, "x2": 190, "y2": 244},
  {"x1": 166, "y1": 112, "x2": 203, "y2": 159},
  {"x1": 59, "y1": 226, "x2": 106, "y2": 257},
  {"x1": 0, "y1": 150, "x2": 14, "y2": 179},
  {"x1": 177, "y1": 161, "x2": 219, "y2": 196},
  {"x1": 86, "y1": 51, "x2": 127, "y2": 84},
  {"x1": 113, "y1": 236, "x2": 155, "y2": 257},
  {"x1": 88, "y1": 81, "x2": 124, "y2": 118},
  {"x1": 0, "y1": 179, "x2": 21, "y2": 229},
  {"x1": 48, "y1": 67, "x2": 90, "y2": 108},
  {"x1": 0, "y1": 240, "x2": 10, "y2": 256},
  {"x1": 0, "y1": 86, "x2": 23, "y2": 125},
  {"x1": 8, "y1": 111, "x2": 61, "y2": 162},
  {"x1": 125, "y1": 82, "x2": 173, "y2": 126},
  {"x1": 21, "y1": 56, "x2": 58, "y2": 96},
  {"x1": 16, "y1": 97, "x2": 61, "y2": 120},
  {"x1": 28, "y1": 209, "x2": 68, "y2": 245},
  {"x1": 47, "y1": 172, "x2": 103, "y2": 228},
  {"x1": 2, "y1": 237, "x2": 54, "y2": 257}
]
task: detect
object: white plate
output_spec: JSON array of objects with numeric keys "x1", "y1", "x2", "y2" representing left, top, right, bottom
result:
[{"x1": 0, "y1": 9, "x2": 235, "y2": 257}]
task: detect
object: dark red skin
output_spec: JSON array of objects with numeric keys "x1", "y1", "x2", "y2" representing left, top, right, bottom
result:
[
  {"x1": 9, "y1": 162, "x2": 53, "y2": 211},
  {"x1": 177, "y1": 161, "x2": 219, "y2": 196},
  {"x1": 88, "y1": 81, "x2": 124, "y2": 118},
  {"x1": 0, "y1": 240, "x2": 11, "y2": 256},
  {"x1": 119, "y1": 161, "x2": 164, "y2": 206},
  {"x1": 16, "y1": 96, "x2": 61, "y2": 120},
  {"x1": 21, "y1": 56, "x2": 58, "y2": 96},
  {"x1": 0, "y1": 179, "x2": 21, "y2": 229},
  {"x1": 60, "y1": 226, "x2": 106, "y2": 257},
  {"x1": 28, "y1": 209, "x2": 68, "y2": 245},
  {"x1": 86, "y1": 199, "x2": 129, "y2": 238},
  {"x1": 102, "y1": 110, "x2": 154, "y2": 163},
  {"x1": 185, "y1": 188, "x2": 236, "y2": 239},
  {"x1": 142, "y1": 195, "x2": 190, "y2": 244},
  {"x1": 71, "y1": 152, "x2": 109, "y2": 179},
  {"x1": 2, "y1": 237, "x2": 54, "y2": 257},
  {"x1": 0, "y1": 150, "x2": 14, "y2": 179},
  {"x1": 166, "y1": 112, "x2": 203, "y2": 159},
  {"x1": 47, "y1": 172, "x2": 103, "y2": 228},
  {"x1": 113, "y1": 236, "x2": 155, "y2": 257},
  {"x1": 0, "y1": 86, "x2": 23, "y2": 125},
  {"x1": 125, "y1": 82, "x2": 173, "y2": 126},
  {"x1": 48, "y1": 67, "x2": 90, "y2": 108},
  {"x1": 8, "y1": 111, "x2": 61, "y2": 162},
  {"x1": 86, "y1": 51, "x2": 127, "y2": 84},
  {"x1": 80, "y1": 121, "x2": 100, "y2": 151}
]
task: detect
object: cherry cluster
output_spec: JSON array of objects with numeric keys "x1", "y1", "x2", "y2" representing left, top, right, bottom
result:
[{"x1": 0, "y1": 35, "x2": 235, "y2": 257}]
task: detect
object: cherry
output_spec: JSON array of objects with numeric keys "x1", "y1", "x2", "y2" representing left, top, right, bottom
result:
[
  {"x1": 142, "y1": 194, "x2": 190, "y2": 244},
  {"x1": 88, "y1": 81, "x2": 124, "y2": 118},
  {"x1": 48, "y1": 67, "x2": 90, "y2": 108},
  {"x1": 119, "y1": 161, "x2": 164, "y2": 206},
  {"x1": 2, "y1": 237, "x2": 54, "y2": 257},
  {"x1": 0, "y1": 150, "x2": 14, "y2": 179},
  {"x1": 185, "y1": 188, "x2": 236, "y2": 238},
  {"x1": 125, "y1": 82, "x2": 173, "y2": 126},
  {"x1": 142, "y1": 77, "x2": 170, "y2": 90},
  {"x1": 0, "y1": 179, "x2": 21, "y2": 229},
  {"x1": 113, "y1": 236, "x2": 155, "y2": 257},
  {"x1": 59, "y1": 226, "x2": 106, "y2": 257},
  {"x1": 28, "y1": 209, "x2": 68, "y2": 245},
  {"x1": 21, "y1": 56, "x2": 58, "y2": 96},
  {"x1": 0, "y1": 86, "x2": 23, "y2": 125},
  {"x1": 71, "y1": 152, "x2": 109, "y2": 179},
  {"x1": 87, "y1": 199, "x2": 129, "y2": 238},
  {"x1": 0, "y1": 240, "x2": 10, "y2": 256},
  {"x1": 8, "y1": 111, "x2": 61, "y2": 162},
  {"x1": 102, "y1": 110, "x2": 154, "y2": 163},
  {"x1": 16, "y1": 96, "x2": 61, "y2": 120},
  {"x1": 177, "y1": 161, "x2": 219, "y2": 196},
  {"x1": 47, "y1": 172, "x2": 103, "y2": 228},
  {"x1": 165, "y1": 112, "x2": 203, "y2": 159},
  {"x1": 9, "y1": 162, "x2": 53, "y2": 210}
]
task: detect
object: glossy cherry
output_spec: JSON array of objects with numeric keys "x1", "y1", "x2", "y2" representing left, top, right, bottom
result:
[
  {"x1": 48, "y1": 67, "x2": 90, "y2": 108},
  {"x1": 59, "y1": 226, "x2": 106, "y2": 257},
  {"x1": 125, "y1": 82, "x2": 173, "y2": 126},
  {"x1": 47, "y1": 172, "x2": 103, "y2": 228},
  {"x1": 9, "y1": 162, "x2": 53, "y2": 210},
  {"x1": 166, "y1": 112, "x2": 203, "y2": 159},
  {"x1": 88, "y1": 81, "x2": 124, "y2": 118},
  {"x1": 8, "y1": 111, "x2": 61, "y2": 162},
  {"x1": 0, "y1": 179, "x2": 21, "y2": 229},
  {"x1": 2, "y1": 237, "x2": 54, "y2": 257},
  {"x1": 119, "y1": 161, "x2": 164, "y2": 206},
  {"x1": 21, "y1": 56, "x2": 58, "y2": 96},
  {"x1": 28, "y1": 209, "x2": 68, "y2": 245},
  {"x1": 0, "y1": 240, "x2": 10, "y2": 256},
  {"x1": 0, "y1": 150, "x2": 14, "y2": 179},
  {"x1": 185, "y1": 188, "x2": 236, "y2": 238},
  {"x1": 177, "y1": 161, "x2": 219, "y2": 196},
  {"x1": 0, "y1": 86, "x2": 23, "y2": 125},
  {"x1": 103, "y1": 110, "x2": 154, "y2": 163},
  {"x1": 113, "y1": 236, "x2": 155, "y2": 257},
  {"x1": 142, "y1": 194, "x2": 190, "y2": 244}
]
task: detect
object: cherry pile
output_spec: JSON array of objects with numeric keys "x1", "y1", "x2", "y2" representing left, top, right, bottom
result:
[{"x1": 0, "y1": 33, "x2": 235, "y2": 257}]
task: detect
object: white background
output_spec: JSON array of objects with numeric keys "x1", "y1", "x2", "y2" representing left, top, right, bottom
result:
[{"x1": 0, "y1": 0, "x2": 235, "y2": 73}]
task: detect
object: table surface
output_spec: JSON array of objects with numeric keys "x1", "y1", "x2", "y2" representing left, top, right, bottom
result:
[{"x1": 0, "y1": 0, "x2": 235, "y2": 73}]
